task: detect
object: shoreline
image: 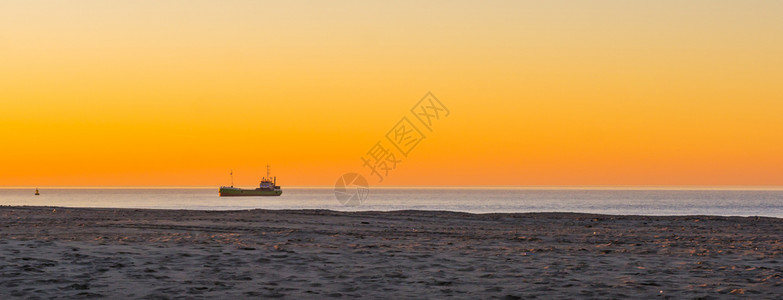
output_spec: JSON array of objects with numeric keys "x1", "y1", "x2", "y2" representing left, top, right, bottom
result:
[
  {"x1": 2, "y1": 206, "x2": 782, "y2": 298},
  {"x1": 3, "y1": 204, "x2": 783, "y2": 219}
]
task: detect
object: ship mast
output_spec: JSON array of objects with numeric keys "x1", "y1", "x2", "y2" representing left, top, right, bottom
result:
[
  {"x1": 230, "y1": 169, "x2": 234, "y2": 187},
  {"x1": 266, "y1": 164, "x2": 270, "y2": 180}
]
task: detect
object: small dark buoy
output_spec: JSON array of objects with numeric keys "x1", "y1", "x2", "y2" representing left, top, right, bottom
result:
[{"x1": 35, "y1": 188, "x2": 40, "y2": 196}]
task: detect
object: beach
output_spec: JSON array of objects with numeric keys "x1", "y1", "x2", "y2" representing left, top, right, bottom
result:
[{"x1": 1, "y1": 206, "x2": 781, "y2": 298}]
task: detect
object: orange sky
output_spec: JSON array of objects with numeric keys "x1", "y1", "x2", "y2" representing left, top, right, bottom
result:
[{"x1": 2, "y1": 1, "x2": 782, "y2": 187}]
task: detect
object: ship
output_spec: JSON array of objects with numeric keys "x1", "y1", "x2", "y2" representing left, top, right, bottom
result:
[{"x1": 219, "y1": 165, "x2": 282, "y2": 197}]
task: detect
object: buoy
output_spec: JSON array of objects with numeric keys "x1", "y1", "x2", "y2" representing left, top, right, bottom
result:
[{"x1": 35, "y1": 188, "x2": 40, "y2": 196}]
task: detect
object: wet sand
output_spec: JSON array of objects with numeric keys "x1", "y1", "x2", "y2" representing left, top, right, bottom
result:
[{"x1": 1, "y1": 206, "x2": 782, "y2": 298}]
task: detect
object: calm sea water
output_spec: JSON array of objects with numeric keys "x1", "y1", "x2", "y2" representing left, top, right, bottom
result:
[{"x1": 1, "y1": 188, "x2": 782, "y2": 218}]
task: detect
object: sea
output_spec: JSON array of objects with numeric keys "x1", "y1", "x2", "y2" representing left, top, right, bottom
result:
[{"x1": 1, "y1": 188, "x2": 782, "y2": 218}]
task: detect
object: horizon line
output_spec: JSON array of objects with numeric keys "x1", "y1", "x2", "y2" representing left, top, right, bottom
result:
[{"x1": 3, "y1": 185, "x2": 783, "y2": 191}]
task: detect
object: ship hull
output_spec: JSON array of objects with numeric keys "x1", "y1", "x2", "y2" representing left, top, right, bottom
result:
[{"x1": 219, "y1": 187, "x2": 282, "y2": 197}]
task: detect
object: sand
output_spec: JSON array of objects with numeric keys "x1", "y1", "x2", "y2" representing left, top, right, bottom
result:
[{"x1": 1, "y1": 206, "x2": 782, "y2": 299}]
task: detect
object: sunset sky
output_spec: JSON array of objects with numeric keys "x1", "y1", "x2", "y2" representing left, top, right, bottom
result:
[{"x1": 2, "y1": 1, "x2": 782, "y2": 187}]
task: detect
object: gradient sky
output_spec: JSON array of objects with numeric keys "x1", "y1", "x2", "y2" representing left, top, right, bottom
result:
[{"x1": 2, "y1": 1, "x2": 782, "y2": 187}]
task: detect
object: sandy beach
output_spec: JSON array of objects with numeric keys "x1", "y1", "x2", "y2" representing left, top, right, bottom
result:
[{"x1": 1, "y1": 206, "x2": 781, "y2": 298}]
